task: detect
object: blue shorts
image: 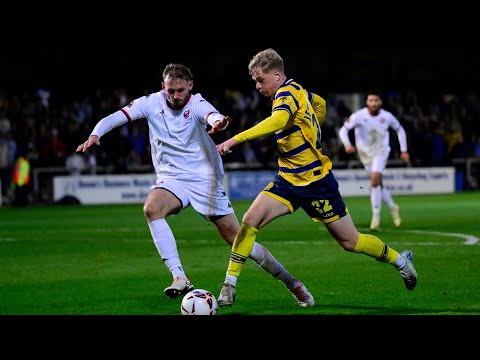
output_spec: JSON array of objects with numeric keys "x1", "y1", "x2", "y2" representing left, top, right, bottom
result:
[{"x1": 261, "y1": 171, "x2": 348, "y2": 223}]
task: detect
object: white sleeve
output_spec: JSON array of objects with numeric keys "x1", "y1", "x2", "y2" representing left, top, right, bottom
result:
[
  {"x1": 91, "y1": 110, "x2": 129, "y2": 138},
  {"x1": 390, "y1": 115, "x2": 408, "y2": 152},
  {"x1": 395, "y1": 125, "x2": 408, "y2": 152},
  {"x1": 194, "y1": 94, "x2": 227, "y2": 129},
  {"x1": 338, "y1": 125, "x2": 352, "y2": 147}
]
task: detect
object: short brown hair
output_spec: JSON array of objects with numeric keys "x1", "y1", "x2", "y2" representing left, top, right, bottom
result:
[{"x1": 162, "y1": 63, "x2": 193, "y2": 82}]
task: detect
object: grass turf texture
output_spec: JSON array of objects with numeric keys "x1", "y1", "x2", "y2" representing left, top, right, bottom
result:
[{"x1": 1, "y1": 192, "x2": 479, "y2": 315}]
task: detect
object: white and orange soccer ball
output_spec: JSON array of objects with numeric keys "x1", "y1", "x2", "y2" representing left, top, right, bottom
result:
[{"x1": 180, "y1": 289, "x2": 218, "y2": 315}]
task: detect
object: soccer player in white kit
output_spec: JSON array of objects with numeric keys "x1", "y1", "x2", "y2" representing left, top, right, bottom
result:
[
  {"x1": 338, "y1": 90, "x2": 410, "y2": 231},
  {"x1": 76, "y1": 63, "x2": 313, "y2": 306}
]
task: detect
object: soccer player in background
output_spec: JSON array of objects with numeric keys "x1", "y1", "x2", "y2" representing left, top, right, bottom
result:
[
  {"x1": 338, "y1": 90, "x2": 410, "y2": 231},
  {"x1": 215, "y1": 48, "x2": 417, "y2": 307},
  {"x1": 76, "y1": 63, "x2": 314, "y2": 307}
]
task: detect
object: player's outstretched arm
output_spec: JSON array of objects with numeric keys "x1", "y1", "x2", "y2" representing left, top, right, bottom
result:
[
  {"x1": 207, "y1": 116, "x2": 230, "y2": 135},
  {"x1": 216, "y1": 137, "x2": 239, "y2": 155},
  {"x1": 76, "y1": 135, "x2": 101, "y2": 153},
  {"x1": 338, "y1": 125, "x2": 356, "y2": 153}
]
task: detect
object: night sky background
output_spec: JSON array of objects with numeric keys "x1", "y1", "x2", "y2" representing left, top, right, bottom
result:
[{"x1": 2, "y1": 40, "x2": 478, "y2": 99}]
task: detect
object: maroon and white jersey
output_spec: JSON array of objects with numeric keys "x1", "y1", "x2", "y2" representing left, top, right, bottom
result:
[{"x1": 339, "y1": 107, "x2": 407, "y2": 164}]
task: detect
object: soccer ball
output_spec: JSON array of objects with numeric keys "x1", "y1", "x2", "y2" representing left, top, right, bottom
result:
[{"x1": 180, "y1": 289, "x2": 218, "y2": 315}]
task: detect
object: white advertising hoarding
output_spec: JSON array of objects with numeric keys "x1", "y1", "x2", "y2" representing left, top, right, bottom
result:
[
  {"x1": 334, "y1": 167, "x2": 455, "y2": 197},
  {"x1": 53, "y1": 167, "x2": 455, "y2": 205},
  {"x1": 53, "y1": 174, "x2": 157, "y2": 204},
  {"x1": 223, "y1": 167, "x2": 455, "y2": 200}
]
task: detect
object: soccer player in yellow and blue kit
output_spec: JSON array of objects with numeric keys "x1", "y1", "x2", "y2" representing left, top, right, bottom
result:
[{"x1": 216, "y1": 48, "x2": 418, "y2": 307}]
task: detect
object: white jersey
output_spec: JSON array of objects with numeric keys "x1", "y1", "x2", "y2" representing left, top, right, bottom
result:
[
  {"x1": 338, "y1": 107, "x2": 407, "y2": 164},
  {"x1": 93, "y1": 90, "x2": 224, "y2": 182}
]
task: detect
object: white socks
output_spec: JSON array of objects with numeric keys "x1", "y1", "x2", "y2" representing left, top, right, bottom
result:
[
  {"x1": 148, "y1": 218, "x2": 186, "y2": 279},
  {"x1": 250, "y1": 242, "x2": 298, "y2": 290},
  {"x1": 371, "y1": 185, "x2": 382, "y2": 216},
  {"x1": 382, "y1": 187, "x2": 395, "y2": 208}
]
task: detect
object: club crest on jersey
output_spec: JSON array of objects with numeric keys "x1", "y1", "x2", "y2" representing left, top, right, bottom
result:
[{"x1": 183, "y1": 109, "x2": 190, "y2": 119}]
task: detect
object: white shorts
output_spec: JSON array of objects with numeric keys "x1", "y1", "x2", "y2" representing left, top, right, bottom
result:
[
  {"x1": 149, "y1": 176, "x2": 234, "y2": 219},
  {"x1": 362, "y1": 153, "x2": 389, "y2": 174}
]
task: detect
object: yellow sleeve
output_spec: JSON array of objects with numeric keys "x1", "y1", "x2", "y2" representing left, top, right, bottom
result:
[
  {"x1": 233, "y1": 110, "x2": 290, "y2": 143},
  {"x1": 310, "y1": 92, "x2": 326, "y2": 127}
]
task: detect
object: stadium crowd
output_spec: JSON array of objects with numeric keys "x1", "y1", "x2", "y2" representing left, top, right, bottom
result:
[{"x1": 0, "y1": 87, "x2": 479, "y2": 205}]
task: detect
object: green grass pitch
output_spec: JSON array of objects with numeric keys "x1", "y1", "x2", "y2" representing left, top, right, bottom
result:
[{"x1": 1, "y1": 192, "x2": 479, "y2": 315}]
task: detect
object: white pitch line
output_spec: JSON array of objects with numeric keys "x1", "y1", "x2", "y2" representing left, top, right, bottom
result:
[
  {"x1": 2, "y1": 229, "x2": 478, "y2": 246},
  {"x1": 357, "y1": 228, "x2": 479, "y2": 245},
  {"x1": 387, "y1": 242, "x2": 467, "y2": 246},
  {"x1": 402, "y1": 229, "x2": 479, "y2": 245},
  {"x1": 277, "y1": 227, "x2": 479, "y2": 246}
]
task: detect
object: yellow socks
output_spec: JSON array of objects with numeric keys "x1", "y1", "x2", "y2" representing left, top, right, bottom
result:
[
  {"x1": 353, "y1": 233, "x2": 399, "y2": 265},
  {"x1": 226, "y1": 223, "x2": 258, "y2": 277}
]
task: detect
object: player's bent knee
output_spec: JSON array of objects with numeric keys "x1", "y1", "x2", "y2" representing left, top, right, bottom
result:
[
  {"x1": 143, "y1": 203, "x2": 155, "y2": 219},
  {"x1": 336, "y1": 238, "x2": 357, "y2": 252},
  {"x1": 143, "y1": 202, "x2": 168, "y2": 221}
]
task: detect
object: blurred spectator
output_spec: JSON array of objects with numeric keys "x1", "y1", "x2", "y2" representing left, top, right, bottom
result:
[
  {"x1": 40, "y1": 128, "x2": 66, "y2": 166},
  {"x1": 0, "y1": 110, "x2": 11, "y2": 134},
  {"x1": 474, "y1": 136, "x2": 480, "y2": 157},
  {"x1": 5, "y1": 131, "x2": 17, "y2": 201},
  {"x1": 431, "y1": 122, "x2": 446, "y2": 166},
  {"x1": 127, "y1": 125, "x2": 147, "y2": 160},
  {"x1": 65, "y1": 151, "x2": 87, "y2": 175},
  {"x1": 125, "y1": 148, "x2": 143, "y2": 168},
  {"x1": 336, "y1": 98, "x2": 352, "y2": 120},
  {"x1": 0, "y1": 132, "x2": 10, "y2": 198},
  {"x1": 36, "y1": 88, "x2": 50, "y2": 110},
  {"x1": 445, "y1": 124, "x2": 466, "y2": 160}
]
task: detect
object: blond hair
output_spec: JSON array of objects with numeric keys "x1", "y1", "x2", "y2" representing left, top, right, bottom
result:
[{"x1": 248, "y1": 48, "x2": 284, "y2": 76}]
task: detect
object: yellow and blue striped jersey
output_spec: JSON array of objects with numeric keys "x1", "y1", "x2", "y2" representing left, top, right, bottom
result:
[{"x1": 234, "y1": 79, "x2": 332, "y2": 186}]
